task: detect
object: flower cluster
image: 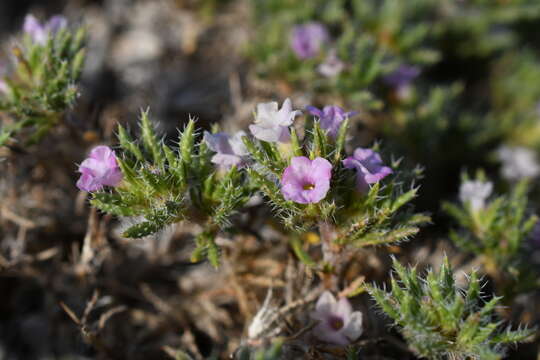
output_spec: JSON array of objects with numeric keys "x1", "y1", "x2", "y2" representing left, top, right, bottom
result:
[{"x1": 0, "y1": 13, "x2": 85, "y2": 147}]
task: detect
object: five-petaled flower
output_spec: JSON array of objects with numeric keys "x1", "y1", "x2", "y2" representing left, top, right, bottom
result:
[
  {"x1": 459, "y1": 180, "x2": 493, "y2": 212},
  {"x1": 250, "y1": 98, "x2": 301, "y2": 143},
  {"x1": 311, "y1": 291, "x2": 363, "y2": 346},
  {"x1": 343, "y1": 148, "x2": 392, "y2": 192},
  {"x1": 306, "y1": 105, "x2": 357, "y2": 138},
  {"x1": 290, "y1": 22, "x2": 329, "y2": 59},
  {"x1": 281, "y1": 156, "x2": 332, "y2": 204},
  {"x1": 203, "y1": 131, "x2": 248, "y2": 168},
  {"x1": 76, "y1": 146, "x2": 123, "y2": 192},
  {"x1": 23, "y1": 14, "x2": 67, "y2": 45}
]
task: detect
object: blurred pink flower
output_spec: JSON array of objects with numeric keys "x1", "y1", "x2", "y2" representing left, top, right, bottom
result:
[
  {"x1": 77, "y1": 146, "x2": 123, "y2": 192},
  {"x1": 290, "y1": 22, "x2": 329, "y2": 59},
  {"x1": 311, "y1": 291, "x2": 363, "y2": 345}
]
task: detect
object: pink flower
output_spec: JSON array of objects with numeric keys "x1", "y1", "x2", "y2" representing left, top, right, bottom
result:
[
  {"x1": 203, "y1": 131, "x2": 248, "y2": 168},
  {"x1": 306, "y1": 105, "x2": 357, "y2": 138},
  {"x1": 290, "y1": 22, "x2": 329, "y2": 59},
  {"x1": 281, "y1": 156, "x2": 332, "y2": 204},
  {"x1": 249, "y1": 98, "x2": 301, "y2": 143},
  {"x1": 343, "y1": 148, "x2": 392, "y2": 192},
  {"x1": 76, "y1": 146, "x2": 123, "y2": 192},
  {"x1": 311, "y1": 291, "x2": 363, "y2": 346},
  {"x1": 23, "y1": 14, "x2": 67, "y2": 45}
]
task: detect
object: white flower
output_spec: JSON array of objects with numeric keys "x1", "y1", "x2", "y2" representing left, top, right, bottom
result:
[
  {"x1": 249, "y1": 98, "x2": 301, "y2": 143},
  {"x1": 497, "y1": 146, "x2": 540, "y2": 181},
  {"x1": 459, "y1": 180, "x2": 493, "y2": 211},
  {"x1": 310, "y1": 291, "x2": 363, "y2": 345}
]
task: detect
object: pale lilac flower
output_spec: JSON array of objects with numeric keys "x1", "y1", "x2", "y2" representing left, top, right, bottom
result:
[
  {"x1": 281, "y1": 156, "x2": 332, "y2": 204},
  {"x1": 249, "y1": 98, "x2": 301, "y2": 143},
  {"x1": 306, "y1": 105, "x2": 357, "y2": 138},
  {"x1": 23, "y1": 14, "x2": 67, "y2": 45},
  {"x1": 318, "y1": 49, "x2": 345, "y2": 77},
  {"x1": 459, "y1": 180, "x2": 493, "y2": 212},
  {"x1": 497, "y1": 146, "x2": 540, "y2": 181},
  {"x1": 203, "y1": 130, "x2": 248, "y2": 168},
  {"x1": 76, "y1": 146, "x2": 123, "y2": 192},
  {"x1": 290, "y1": 22, "x2": 329, "y2": 59},
  {"x1": 384, "y1": 64, "x2": 420, "y2": 99},
  {"x1": 311, "y1": 291, "x2": 363, "y2": 346},
  {"x1": 343, "y1": 148, "x2": 392, "y2": 192}
]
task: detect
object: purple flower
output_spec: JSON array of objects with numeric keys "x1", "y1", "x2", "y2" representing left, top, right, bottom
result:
[
  {"x1": 23, "y1": 14, "x2": 67, "y2": 45},
  {"x1": 311, "y1": 291, "x2": 363, "y2": 346},
  {"x1": 290, "y1": 22, "x2": 329, "y2": 60},
  {"x1": 343, "y1": 148, "x2": 392, "y2": 192},
  {"x1": 384, "y1": 64, "x2": 420, "y2": 99},
  {"x1": 203, "y1": 130, "x2": 248, "y2": 168},
  {"x1": 306, "y1": 105, "x2": 357, "y2": 138},
  {"x1": 250, "y1": 98, "x2": 301, "y2": 143},
  {"x1": 76, "y1": 146, "x2": 123, "y2": 192},
  {"x1": 281, "y1": 156, "x2": 332, "y2": 204},
  {"x1": 318, "y1": 49, "x2": 345, "y2": 77}
]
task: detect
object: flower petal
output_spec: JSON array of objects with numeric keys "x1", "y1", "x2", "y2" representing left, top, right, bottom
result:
[
  {"x1": 315, "y1": 291, "x2": 337, "y2": 316},
  {"x1": 342, "y1": 311, "x2": 363, "y2": 342},
  {"x1": 312, "y1": 322, "x2": 350, "y2": 346},
  {"x1": 335, "y1": 297, "x2": 353, "y2": 318}
]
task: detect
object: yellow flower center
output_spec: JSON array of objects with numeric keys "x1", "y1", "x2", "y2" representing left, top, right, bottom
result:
[{"x1": 303, "y1": 183, "x2": 315, "y2": 190}]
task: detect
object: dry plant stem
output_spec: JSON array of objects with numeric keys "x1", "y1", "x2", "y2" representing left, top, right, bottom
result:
[
  {"x1": 60, "y1": 290, "x2": 123, "y2": 360},
  {"x1": 319, "y1": 221, "x2": 342, "y2": 291}
]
